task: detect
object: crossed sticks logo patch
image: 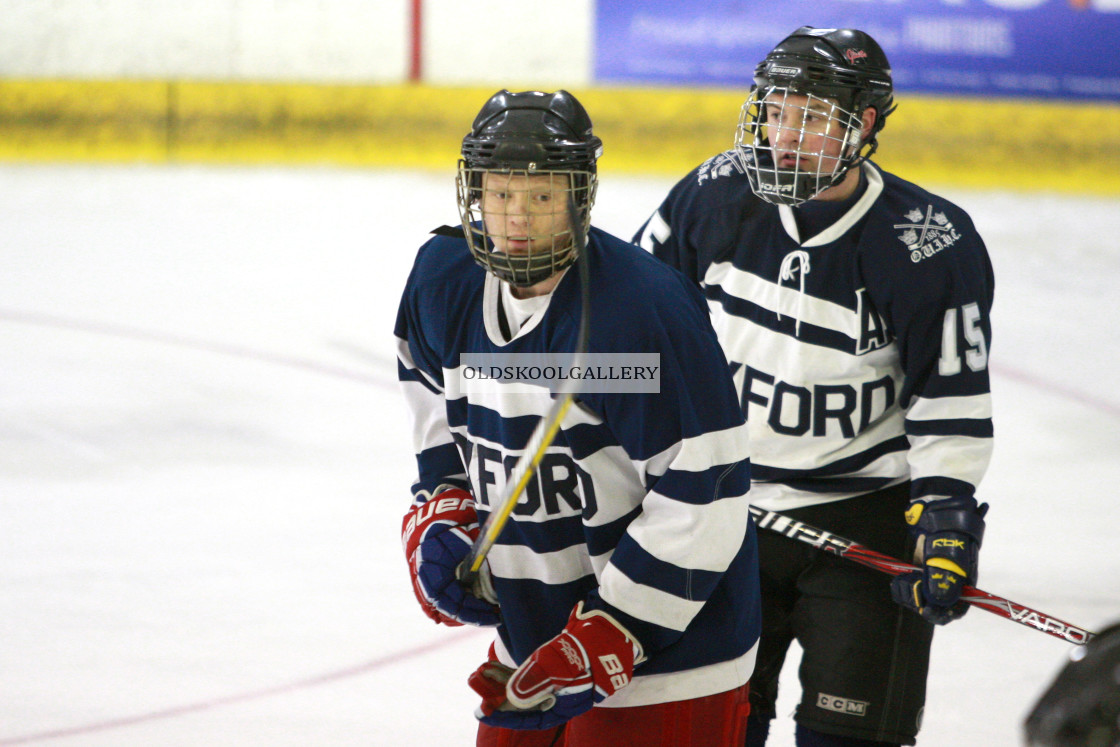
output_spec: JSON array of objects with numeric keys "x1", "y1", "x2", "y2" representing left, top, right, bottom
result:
[
  {"x1": 895, "y1": 205, "x2": 963, "y2": 264},
  {"x1": 697, "y1": 150, "x2": 745, "y2": 185}
]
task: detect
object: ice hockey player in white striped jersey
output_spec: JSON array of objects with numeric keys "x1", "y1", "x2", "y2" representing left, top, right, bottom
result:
[
  {"x1": 396, "y1": 89, "x2": 761, "y2": 746},
  {"x1": 634, "y1": 27, "x2": 994, "y2": 747}
]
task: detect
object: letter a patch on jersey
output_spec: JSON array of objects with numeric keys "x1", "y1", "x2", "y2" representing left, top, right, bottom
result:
[{"x1": 855, "y1": 288, "x2": 891, "y2": 354}]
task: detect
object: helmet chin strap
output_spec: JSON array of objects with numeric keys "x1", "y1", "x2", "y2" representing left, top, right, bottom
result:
[
  {"x1": 490, "y1": 240, "x2": 577, "y2": 288},
  {"x1": 844, "y1": 127, "x2": 863, "y2": 156}
]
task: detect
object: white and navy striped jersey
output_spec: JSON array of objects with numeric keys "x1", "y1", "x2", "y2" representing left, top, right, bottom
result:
[
  {"x1": 635, "y1": 155, "x2": 994, "y2": 513},
  {"x1": 395, "y1": 224, "x2": 760, "y2": 706}
]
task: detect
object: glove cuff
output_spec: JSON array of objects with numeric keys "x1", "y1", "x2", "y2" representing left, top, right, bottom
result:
[
  {"x1": 572, "y1": 601, "x2": 647, "y2": 665},
  {"x1": 906, "y1": 497, "x2": 988, "y2": 545}
]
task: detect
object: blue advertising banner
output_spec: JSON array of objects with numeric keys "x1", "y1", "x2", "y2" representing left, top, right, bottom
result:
[{"x1": 595, "y1": 0, "x2": 1120, "y2": 101}]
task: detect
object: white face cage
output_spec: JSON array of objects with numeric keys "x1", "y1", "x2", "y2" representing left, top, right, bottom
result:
[
  {"x1": 735, "y1": 87, "x2": 867, "y2": 207},
  {"x1": 456, "y1": 165, "x2": 597, "y2": 288}
]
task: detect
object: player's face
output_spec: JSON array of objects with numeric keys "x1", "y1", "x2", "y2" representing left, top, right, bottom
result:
[
  {"x1": 762, "y1": 92, "x2": 850, "y2": 178},
  {"x1": 479, "y1": 172, "x2": 572, "y2": 256}
]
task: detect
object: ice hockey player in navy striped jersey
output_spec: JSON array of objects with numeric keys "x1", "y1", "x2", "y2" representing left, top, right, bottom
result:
[
  {"x1": 396, "y1": 89, "x2": 761, "y2": 746},
  {"x1": 634, "y1": 27, "x2": 995, "y2": 747}
]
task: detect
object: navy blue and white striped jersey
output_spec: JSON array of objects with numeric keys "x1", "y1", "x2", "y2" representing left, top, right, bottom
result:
[
  {"x1": 395, "y1": 224, "x2": 760, "y2": 706},
  {"x1": 634, "y1": 155, "x2": 994, "y2": 512}
]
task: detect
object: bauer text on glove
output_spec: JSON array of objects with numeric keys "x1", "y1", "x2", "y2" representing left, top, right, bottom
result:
[{"x1": 471, "y1": 601, "x2": 645, "y2": 731}]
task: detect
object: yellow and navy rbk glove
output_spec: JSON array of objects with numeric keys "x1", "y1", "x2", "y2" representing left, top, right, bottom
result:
[{"x1": 891, "y1": 496, "x2": 988, "y2": 625}]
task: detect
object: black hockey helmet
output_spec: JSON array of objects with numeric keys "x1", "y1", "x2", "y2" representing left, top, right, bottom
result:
[
  {"x1": 461, "y1": 89, "x2": 602, "y2": 174},
  {"x1": 1024, "y1": 622, "x2": 1120, "y2": 747},
  {"x1": 457, "y1": 90, "x2": 602, "y2": 287},
  {"x1": 736, "y1": 27, "x2": 898, "y2": 206},
  {"x1": 756, "y1": 26, "x2": 895, "y2": 144}
]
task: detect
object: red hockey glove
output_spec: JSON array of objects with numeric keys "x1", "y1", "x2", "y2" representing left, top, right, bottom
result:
[
  {"x1": 891, "y1": 496, "x2": 988, "y2": 625},
  {"x1": 401, "y1": 488, "x2": 499, "y2": 627},
  {"x1": 470, "y1": 602, "x2": 644, "y2": 731},
  {"x1": 467, "y1": 642, "x2": 512, "y2": 718}
]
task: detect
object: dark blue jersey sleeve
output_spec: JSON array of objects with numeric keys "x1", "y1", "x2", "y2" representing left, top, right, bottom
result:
[
  {"x1": 395, "y1": 237, "x2": 471, "y2": 502},
  {"x1": 863, "y1": 181, "x2": 995, "y2": 502},
  {"x1": 632, "y1": 150, "x2": 761, "y2": 286}
]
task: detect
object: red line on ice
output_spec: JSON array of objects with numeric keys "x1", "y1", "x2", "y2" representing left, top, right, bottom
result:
[
  {"x1": 990, "y1": 362, "x2": 1120, "y2": 420},
  {"x1": 0, "y1": 628, "x2": 486, "y2": 745},
  {"x1": 4, "y1": 308, "x2": 1116, "y2": 419},
  {"x1": 0, "y1": 308, "x2": 395, "y2": 389}
]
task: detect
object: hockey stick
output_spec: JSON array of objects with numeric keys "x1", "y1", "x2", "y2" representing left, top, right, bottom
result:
[
  {"x1": 749, "y1": 505, "x2": 1097, "y2": 645},
  {"x1": 457, "y1": 192, "x2": 592, "y2": 588}
]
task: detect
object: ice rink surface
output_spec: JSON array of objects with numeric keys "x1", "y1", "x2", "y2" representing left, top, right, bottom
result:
[{"x1": 2, "y1": 162, "x2": 1119, "y2": 746}]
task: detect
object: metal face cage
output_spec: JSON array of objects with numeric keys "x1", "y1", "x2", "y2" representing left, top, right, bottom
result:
[
  {"x1": 735, "y1": 87, "x2": 866, "y2": 207},
  {"x1": 456, "y1": 165, "x2": 596, "y2": 288}
]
